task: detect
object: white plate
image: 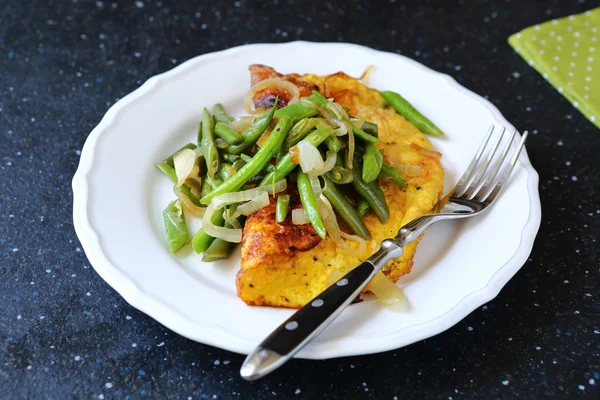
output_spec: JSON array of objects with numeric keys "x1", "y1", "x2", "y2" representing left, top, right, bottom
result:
[{"x1": 72, "y1": 42, "x2": 541, "y2": 359}]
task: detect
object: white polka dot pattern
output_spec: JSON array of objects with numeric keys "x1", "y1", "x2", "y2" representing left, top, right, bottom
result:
[{"x1": 508, "y1": 8, "x2": 599, "y2": 129}]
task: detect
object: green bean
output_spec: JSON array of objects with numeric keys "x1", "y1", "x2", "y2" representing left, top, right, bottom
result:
[
  {"x1": 325, "y1": 165, "x2": 353, "y2": 184},
  {"x1": 205, "y1": 175, "x2": 223, "y2": 190},
  {"x1": 201, "y1": 115, "x2": 293, "y2": 204},
  {"x1": 218, "y1": 163, "x2": 236, "y2": 181},
  {"x1": 297, "y1": 171, "x2": 327, "y2": 239},
  {"x1": 324, "y1": 135, "x2": 341, "y2": 153},
  {"x1": 200, "y1": 179, "x2": 212, "y2": 198},
  {"x1": 351, "y1": 158, "x2": 389, "y2": 223},
  {"x1": 362, "y1": 144, "x2": 383, "y2": 183},
  {"x1": 161, "y1": 143, "x2": 196, "y2": 168},
  {"x1": 155, "y1": 162, "x2": 177, "y2": 182},
  {"x1": 264, "y1": 163, "x2": 275, "y2": 173},
  {"x1": 214, "y1": 122, "x2": 243, "y2": 145},
  {"x1": 380, "y1": 163, "x2": 407, "y2": 187},
  {"x1": 155, "y1": 163, "x2": 203, "y2": 206},
  {"x1": 162, "y1": 200, "x2": 189, "y2": 253},
  {"x1": 357, "y1": 196, "x2": 371, "y2": 217},
  {"x1": 240, "y1": 154, "x2": 253, "y2": 163},
  {"x1": 191, "y1": 208, "x2": 225, "y2": 254},
  {"x1": 308, "y1": 91, "x2": 378, "y2": 144},
  {"x1": 178, "y1": 185, "x2": 203, "y2": 207},
  {"x1": 200, "y1": 109, "x2": 220, "y2": 178},
  {"x1": 277, "y1": 118, "x2": 319, "y2": 160},
  {"x1": 202, "y1": 211, "x2": 245, "y2": 261},
  {"x1": 226, "y1": 99, "x2": 278, "y2": 155},
  {"x1": 361, "y1": 121, "x2": 378, "y2": 137},
  {"x1": 380, "y1": 91, "x2": 443, "y2": 136},
  {"x1": 202, "y1": 230, "x2": 235, "y2": 261},
  {"x1": 322, "y1": 177, "x2": 371, "y2": 239},
  {"x1": 242, "y1": 174, "x2": 264, "y2": 190},
  {"x1": 212, "y1": 103, "x2": 233, "y2": 124},
  {"x1": 259, "y1": 124, "x2": 333, "y2": 186},
  {"x1": 276, "y1": 194, "x2": 290, "y2": 223},
  {"x1": 274, "y1": 102, "x2": 317, "y2": 121},
  {"x1": 222, "y1": 153, "x2": 240, "y2": 163},
  {"x1": 231, "y1": 159, "x2": 246, "y2": 171}
]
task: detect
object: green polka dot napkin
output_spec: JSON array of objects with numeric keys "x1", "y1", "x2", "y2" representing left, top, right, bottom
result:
[{"x1": 508, "y1": 8, "x2": 599, "y2": 129}]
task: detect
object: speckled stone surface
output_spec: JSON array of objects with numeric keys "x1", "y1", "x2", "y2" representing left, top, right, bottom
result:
[{"x1": 2, "y1": 0, "x2": 600, "y2": 398}]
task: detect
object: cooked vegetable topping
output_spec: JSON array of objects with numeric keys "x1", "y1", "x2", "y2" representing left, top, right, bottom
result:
[{"x1": 156, "y1": 89, "x2": 423, "y2": 261}]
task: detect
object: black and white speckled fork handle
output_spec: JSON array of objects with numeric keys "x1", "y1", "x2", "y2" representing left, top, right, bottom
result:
[{"x1": 240, "y1": 239, "x2": 405, "y2": 381}]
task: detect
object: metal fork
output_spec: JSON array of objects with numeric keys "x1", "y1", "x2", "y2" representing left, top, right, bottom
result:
[{"x1": 240, "y1": 126, "x2": 529, "y2": 381}]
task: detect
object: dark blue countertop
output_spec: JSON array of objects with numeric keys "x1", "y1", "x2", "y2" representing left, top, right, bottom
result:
[{"x1": 2, "y1": 0, "x2": 600, "y2": 398}]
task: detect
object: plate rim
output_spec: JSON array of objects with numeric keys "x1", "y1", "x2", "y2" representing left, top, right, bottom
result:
[{"x1": 72, "y1": 41, "x2": 541, "y2": 359}]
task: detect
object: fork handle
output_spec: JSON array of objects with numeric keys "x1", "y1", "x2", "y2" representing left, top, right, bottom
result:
[{"x1": 240, "y1": 239, "x2": 404, "y2": 381}]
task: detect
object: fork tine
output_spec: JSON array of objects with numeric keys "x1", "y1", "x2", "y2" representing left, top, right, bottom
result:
[
  {"x1": 464, "y1": 127, "x2": 506, "y2": 199},
  {"x1": 479, "y1": 130, "x2": 529, "y2": 202},
  {"x1": 475, "y1": 129, "x2": 517, "y2": 200},
  {"x1": 472, "y1": 128, "x2": 517, "y2": 201},
  {"x1": 454, "y1": 125, "x2": 494, "y2": 196}
]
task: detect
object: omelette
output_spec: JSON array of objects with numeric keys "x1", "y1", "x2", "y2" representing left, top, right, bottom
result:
[{"x1": 236, "y1": 65, "x2": 445, "y2": 308}]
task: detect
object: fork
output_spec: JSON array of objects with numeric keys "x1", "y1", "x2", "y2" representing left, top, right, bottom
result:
[{"x1": 240, "y1": 126, "x2": 529, "y2": 381}]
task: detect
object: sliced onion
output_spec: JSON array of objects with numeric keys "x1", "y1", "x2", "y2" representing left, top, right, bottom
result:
[
  {"x1": 256, "y1": 130, "x2": 272, "y2": 148},
  {"x1": 289, "y1": 145, "x2": 300, "y2": 164},
  {"x1": 296, "y1": 140, "x2": 324, "y2": 174},
  {"x1": 237, "y1": 191, "x2": 270, "y2": 216},
  {"x1": 211, "y1": 179, "x2": 287, "y2": 210},
  {"x1": 325, "y1": 268, "x2": 346, "y2": 286},
  {"x1": 202, "y1": 204, "x2": 243, "y2": 243},
  {"x1": 317, "y1": 195, "x2": 365, "y2": 255},
  {"x1": 223, "y1": 208, "x2": 243, "y2": 229},
  {"x1": 292, "y1": 208, "x2": 310, "y2": 225},
  {"x1": 347, "y1": 124, "x2": 355, "y2": 168},
  {"x1": 244, "y1": 78, "x2": 300, "y2": 114},
  {"x1": 326, "y1": 101, "x2": 349, "y2": 121},
  {"x1": 173, "y1": 148, "x2": 197, "y2": 187},
  {"x1": 229, "y1": 116, "x2": 256, "y2": 133},
  {"x1": 311, "y1": 151, "x2": 336, "y2": 176},
  {"x1": 173, "y1": 187, "x2": 206, "y2": 217},
  {"x1": 215, "y1": 138, "x2": 228, "y2": 148},
  {"x1": 332, "y1": 122, "x2": 348, "y2": 137},
  {"x1": 369, "y1": 273, "x2": 405, "y2": 305},
  {"x1": 300, "y1": 97, "x2": 317, "y2": 108},
  {"x1": 359, "y1": 65, "x2": 374, "y2": 85},
  {"x1": 391, "y1": 162, "x2": 424, "y2": 177},
  {"x1": 186, "y1": 171, "x2": 203, "y2": 197},
  {"x1": 410, "y1": 143, "x2": 442, "y2": 159},
  {"x1": 349, "y1": 116, "x2": 364, "y2": 129},
  {"x1": 308, "y1": 173, "x2": 322, "y2": 198}
]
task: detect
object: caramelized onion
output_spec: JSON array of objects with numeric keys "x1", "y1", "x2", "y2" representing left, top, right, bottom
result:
[
  {"x1": 173, "y1": 148, "x2": 197, "y2": 187},
  {"x1": 359, "y1": 65, "x2": 375, "y2": 85},
  {"x1": 202, "y1": 204, "x2": 242, "y2": 243},
  {"x1": 244, "y1": 78, "x2": 300, "y2": 114},
  {"x1": 317, "y1": 195, "x2": 365, "y2": 255},
  {"x1": 391, "y1": 162, "x2": 423, "y2": 177},
  {"x1": 237, "y1": 191, "x2": 270, "y2": 216},
  {"x1": 229, "y1": 116, "x2": 256, "y2": 133},
  {"x1": 410, "y1": 143, "x2": 442, "y2": 159},
  {"x1": 297, "y1": 140, "x2": 323, "y2": 174},
  {"x1": 292, "y1": 208, "x2": 310, "y2": 225},
  {"x1": 211, "y1": 179, "x2": 287, "y2": 210},
  {"x1": 173, "y1": 187, "x2": 206, "y2": 217},
  {"x1": 369, "y1": 273, "x2": 405, "y2": 305}
]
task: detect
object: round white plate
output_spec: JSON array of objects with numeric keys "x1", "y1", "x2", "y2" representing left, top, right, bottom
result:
[{"x1": 72, "y1": 41, "x2": 541, "y2": 359}]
